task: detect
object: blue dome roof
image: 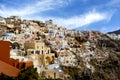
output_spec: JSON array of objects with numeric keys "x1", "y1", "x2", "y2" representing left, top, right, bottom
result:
[
  {"x1": 59, "y1": 36, "x2": 63, "y2": 38},
  {"x1": 55, "y1": 67, "x2": 62, "y2": 70},
  {"x1": 50, "y1": 30, "x2": 54, "y2": 33},
  {"x1": 2, "y1": 33, "x2": 10, "y2": 36}
]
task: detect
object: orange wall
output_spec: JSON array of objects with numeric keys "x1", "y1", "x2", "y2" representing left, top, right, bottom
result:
[
  {"x1": 0, "y1": 41, "x2": 10, "y2": 64},
  {"x1": 0, "y1": 41, "x2": 33, "y2": 70}
]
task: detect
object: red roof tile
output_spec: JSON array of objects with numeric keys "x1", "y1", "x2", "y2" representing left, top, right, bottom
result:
[{"x1": 0, "y1": 60, "x2": 20, "y2": 77}]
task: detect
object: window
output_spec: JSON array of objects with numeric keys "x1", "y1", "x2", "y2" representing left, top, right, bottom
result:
[
  {"x1": 47, "y1": 50, "x2": 49, "y2": 54},
  {"x1": 36, "y1": 50, "x2": 40, "y2": 54},
  {"x1": 54, "y1": 72, "x2": 56, "y2": 79},
  {"x1": 42, "y1": 50, "x2": 44, "y2": 54},
  {"x1": 31, "y1": 51, "x2": 34, "y2": 54}
]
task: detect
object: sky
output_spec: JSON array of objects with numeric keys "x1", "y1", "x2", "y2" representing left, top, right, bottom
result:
[{"x1": 0, "y1": 0, "x2": 120, "y2": 33}]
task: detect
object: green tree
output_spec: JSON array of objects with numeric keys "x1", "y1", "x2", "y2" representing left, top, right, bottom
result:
[
  {"x1": 17, "y1": 66, "x2": 39, "y2": 80},
  {"x1": 0, "y1": 66, "x2": 39, "y2": 80}
]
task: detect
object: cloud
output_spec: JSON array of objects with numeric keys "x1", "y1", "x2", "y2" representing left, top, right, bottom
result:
[
  {"x1": 0, "y1": 0, "x2": 68, "y2": 17},
  {"x1": 23, "y1": 9, "x2": 113, "y2": 29},
  {"x1": 101, "y1": 25, "x2": 120, "y2": 33},
  {"x1": 0, "y1": 0, "x2": 115, "y2": 30},
  {"x1": 51, "y1": 9, "x2": 113, "y2": 29},
  {"x1": 108, "y1": 0, "x2": 120, "y2": 6}
]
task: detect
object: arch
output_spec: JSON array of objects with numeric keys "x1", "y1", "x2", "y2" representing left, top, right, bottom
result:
[{"x1": 12, "y1": 42, "x2": 20, "y2": 49}]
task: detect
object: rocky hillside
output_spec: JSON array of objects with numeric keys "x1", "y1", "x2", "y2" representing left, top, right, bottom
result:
[
  {"x1": 108, "y1": 29, "x2": 120, "y2": 34},
  {"x1": 0, "y1": 16, "x2": 120, "y2": 80},
  {"x1": 62, "y1": 31, "x2": 120, "y2": 80}
]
